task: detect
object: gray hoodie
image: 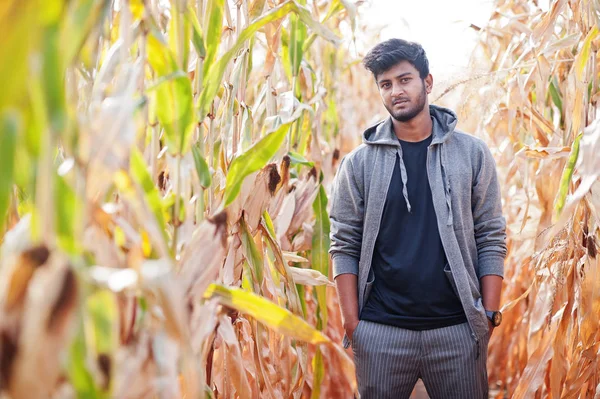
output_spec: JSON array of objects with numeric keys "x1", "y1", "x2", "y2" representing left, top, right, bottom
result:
[{"x1": 329, "y1": 105, "x2": 507, "y2": 354}]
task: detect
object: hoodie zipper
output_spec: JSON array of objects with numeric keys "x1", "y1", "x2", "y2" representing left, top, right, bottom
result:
[
  {"x1": 360, "y1": 149, "x2": 396, "y2": 309},
  {"x1": 440, "y1": 145, "x2": 453, "y2": 226}
]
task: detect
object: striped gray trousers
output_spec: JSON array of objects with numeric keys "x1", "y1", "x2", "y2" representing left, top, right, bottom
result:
[{"x1": 351, "y1": 321, "x2": 490, "y2": 399}]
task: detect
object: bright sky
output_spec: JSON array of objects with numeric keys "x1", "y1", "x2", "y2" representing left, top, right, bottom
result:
[{"x1": 357, "y1": 0, "x2": 495, "y2": 82}]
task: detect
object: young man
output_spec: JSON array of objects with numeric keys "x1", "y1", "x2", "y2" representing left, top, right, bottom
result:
[{"x1": 329, "y1": 39, "x2": 507, "y2": 398}]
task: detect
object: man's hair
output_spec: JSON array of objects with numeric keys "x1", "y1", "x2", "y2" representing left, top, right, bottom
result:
[{"x1": 363, "y1": 39, "x2": 430, "y2": 80}]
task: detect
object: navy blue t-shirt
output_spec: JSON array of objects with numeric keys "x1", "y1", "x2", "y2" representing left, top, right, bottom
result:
[{"x1": 360, "y1": 134, "x2": 467, "y2": 330}]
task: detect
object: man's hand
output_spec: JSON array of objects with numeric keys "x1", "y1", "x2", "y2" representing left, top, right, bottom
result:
[{"x1": 344, "y1": 319, "x2": 361, "y2": 341}]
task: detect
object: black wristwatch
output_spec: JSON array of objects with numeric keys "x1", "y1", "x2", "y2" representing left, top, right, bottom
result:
[{"x1": 485, "y1": 310, "x2": 502, "y2": 327}]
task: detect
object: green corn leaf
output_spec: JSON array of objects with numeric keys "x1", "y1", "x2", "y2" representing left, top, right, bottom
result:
[
  {"x1": 60, "y1": 0, "x2": 111, "y2": 65},
  {"x1": 240, "y1": 218, "x2": 264, "y2": 290},
  {"x1": 162, "y1": 192, "x2": 186, "y2": 224},
  {"x1": 204, "y1": 283, "x2": 331, "y2": 345},
  {"x1": 146, "y1": 70, "x2": 189, "y2": 92},
  {"x1": 281, "y1": 29, "x2": 293, "y2": 82},
  {"x1": 548, "y1": 78, "x2": 562, "y2": 111},
  {"x1": 311, "y1": 347, "x2": 325, "y2": 399},
  {"x1": 147, "y1": 33, "x2": 195, "y2": 154},
  {"x1": 289, "y1": 13, "x2": 306, "y2": 77},
  {"x1": 42, "y1": 24, "x2": 67, "y2": 133},
  {"x1": 311, "y1": 184, "x2": 330, "y2": 277},
  {"x1": 223, "y1": 122, "x2": 290, "y2": 206},
  {"x1": 262, "y1": 210, "x2": 277, "y2": 238},
  {"x1": 192, "y1": 143, "x2": 212, "y2": 188},
  {"x1": 554, "y1": 132, "x2": 583, "y2": 217},
  {"x1": 288, "y1": 151, "x2": 314, "y2": 167},
  {"x1": 85, "y1": 289, "x2": 117, "y2": 395},
  {"x1": 169, "y1": 0, "x2": 191, "y2": 70},
  {"x1": 25, "y1": 75, "x2": 46, "y2": 159},
  {"x1": 153, "y1": 75, "x2": 195, "y2": 154},
  {"x1": 0, "y1": 111, "x2": 19, "y2": 232},
  {"x1": 311, "y1": 184, "x2": 330, "y2": 330},
  {"x1": 129, "y1": 148, "x2": 170, "y2": 244},
  {"x1": 55, "y1": 174, "x2": 81, "y2": 254},
  {"x1": 87, "y1": 290, "x2": 118, "y2": 356},
  {"x1": 187, "y1": 6, "x2": 206, "y2": 58},
  {"x1": 203, "y1": 0, "x2": 226, "y2": 77},
  {"x1": 68, "y1": 323, "x2": 102, "y2": 399}
]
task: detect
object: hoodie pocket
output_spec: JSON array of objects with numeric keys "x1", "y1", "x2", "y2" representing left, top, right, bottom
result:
[{"x1": 443, "y1": 263, "x2": 459, "y2": 297}]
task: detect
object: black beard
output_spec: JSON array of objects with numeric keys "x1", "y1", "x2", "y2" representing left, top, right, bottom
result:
[{"x1": 386, "y1": 85, "x2": 427, "y2": 122}]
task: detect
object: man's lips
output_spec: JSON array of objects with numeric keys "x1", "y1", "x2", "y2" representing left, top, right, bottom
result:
[{"x1": 393, "y1": 99, "x2": 409, "y2": 105}]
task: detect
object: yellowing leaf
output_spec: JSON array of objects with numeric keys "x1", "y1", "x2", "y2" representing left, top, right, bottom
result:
[
  {"x1": 204, "y1": 283, "x2": 331, "y2": 345},
  {"x1": 574, "y1": 25, "x2": 599, "y2": 80},
  {"x1": 130, "y1": 0, "x2": 144, "y2": 19}
]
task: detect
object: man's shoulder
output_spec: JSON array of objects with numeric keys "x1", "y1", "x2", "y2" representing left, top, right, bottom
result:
[{"x1": 340, "y1": 143, "x2": 370, "y2": 165}]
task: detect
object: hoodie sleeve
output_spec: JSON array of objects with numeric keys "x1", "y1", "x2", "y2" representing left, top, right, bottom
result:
[
  {"x1": 329, "y1": 155, "x2": 364, "y2": 277},
  {"x1": 472, "y1": 141, "x2": 507, "y2": 279}
]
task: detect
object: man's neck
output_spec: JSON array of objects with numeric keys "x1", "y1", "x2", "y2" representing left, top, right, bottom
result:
[{"x1": 391, "y1": 107, "x2": 433, "y2": 142}]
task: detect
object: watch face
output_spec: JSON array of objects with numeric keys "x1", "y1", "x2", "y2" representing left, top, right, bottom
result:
[{"x1": 493, "y1": 312, "x2": 502, "y2": 326}]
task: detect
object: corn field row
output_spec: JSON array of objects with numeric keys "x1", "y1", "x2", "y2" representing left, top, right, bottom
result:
[
  {"x1": 0, "y1": 0, "x2": 372, "y2": 397},
  {"x1": 454, "y1": 0, "x2": 600, "y2": 397},
  {"x1": 0, "y1": 0, "x2": 600, "y2": 398}
]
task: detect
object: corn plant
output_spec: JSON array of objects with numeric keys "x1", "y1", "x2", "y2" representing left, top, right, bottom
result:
[
  {"x1": 0, "y1": 0, "x2": 367, "y2": 398},
  {"x1": 451, "y1": 0, "x2": 600, "y2": 397}
]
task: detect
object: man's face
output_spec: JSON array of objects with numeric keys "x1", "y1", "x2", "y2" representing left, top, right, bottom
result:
[{"x1": 376, "y1": 61, "x2": 432, "y2": 122}]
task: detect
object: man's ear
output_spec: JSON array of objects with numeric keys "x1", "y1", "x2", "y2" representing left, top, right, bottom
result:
[{"x1": 425, "y1": 74, "x2": 433, "y2": 94}]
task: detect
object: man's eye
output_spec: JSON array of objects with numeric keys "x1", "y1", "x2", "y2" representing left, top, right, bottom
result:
[
  {"x1": 401, "y1": 78, "x2": 410, "y2": 83},
  {"x1": 381, "y1": 83, "x2": 390, "y2": 89}
]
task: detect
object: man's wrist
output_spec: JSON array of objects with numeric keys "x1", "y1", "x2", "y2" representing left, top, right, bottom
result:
[
  {"x1": 485, "y1": 309, "x2": 503, "y2": 327},
  {"x1": 343, "y1": 318, "x2": 359, "y2": 329}
]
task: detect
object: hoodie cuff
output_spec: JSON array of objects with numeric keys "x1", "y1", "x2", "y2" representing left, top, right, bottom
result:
[
  {"x1": 332, "y1": 253, "x2": 359, "y2": 278},
  {"x1": 478, "y1": 253, "x2": 505, "y2": 279}
]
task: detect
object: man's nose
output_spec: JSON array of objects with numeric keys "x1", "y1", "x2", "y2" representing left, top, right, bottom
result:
[{"x1": 391, "y1": 84, "x2": 405, "y2": 97}]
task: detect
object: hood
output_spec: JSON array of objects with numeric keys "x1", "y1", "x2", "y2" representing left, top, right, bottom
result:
[{"x1": 362, "y1": 104, "x2": 458, "y2": 146}]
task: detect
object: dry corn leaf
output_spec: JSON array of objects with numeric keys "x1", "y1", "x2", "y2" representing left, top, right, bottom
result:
[
  {"x1": 290, "y1": 267, "x2": 333, "y2": 287},
  {"x1": 8, "y1": 255, "x2": 77, "y2": 399}
]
